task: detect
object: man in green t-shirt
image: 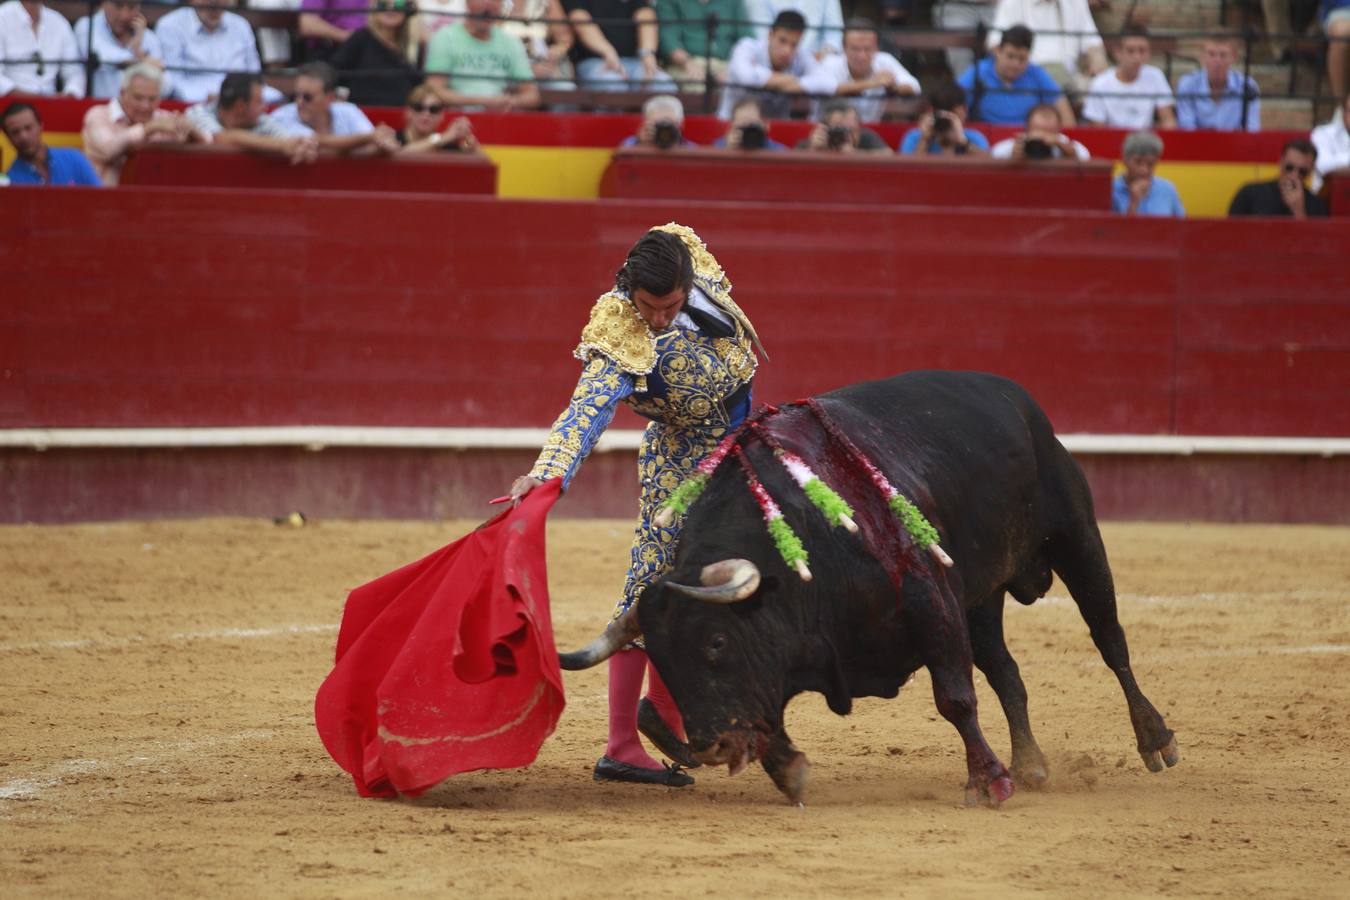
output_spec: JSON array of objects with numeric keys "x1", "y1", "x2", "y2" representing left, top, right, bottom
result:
[
  {"x1": 426, "y1": 0, "x2": 542, "y2": 109},
  {"x1": 656, "y1": 0, "x2": 752, "y2": 91}
]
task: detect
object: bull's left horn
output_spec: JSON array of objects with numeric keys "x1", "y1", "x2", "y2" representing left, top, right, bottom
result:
[
  {"x1": 667, "y1": 559, "x2": 761, "y2": 604},
  {"x1": 557, "y1": 606, "x2": 641, "y2": 670}
]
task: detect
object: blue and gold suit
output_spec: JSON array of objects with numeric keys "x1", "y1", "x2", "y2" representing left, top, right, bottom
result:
[{"x1": 529, "y1": 224, "x2": 765, "y2": 632}]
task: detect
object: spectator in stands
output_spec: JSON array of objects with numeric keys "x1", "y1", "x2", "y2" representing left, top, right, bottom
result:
[
  {"x1": 958, "y1": 24, "x2": 1074, "y2": 126},
  {"x1": 1309, "y1": 91, "x2": 1350, "y2": 191},
  {"x1": 1174, "y1": 37, "x2": 1260, "y2": 131},
  {"x1": 1327, "y1": 0, "x2": 1350, "y2": 102},
  {"x1": 184, "y1": 72, "x2": 319, "y2": 163},
  {"x1": 299, "y1": 0, "x2": 370, "y2": 57},
  {"x1": 746, "y1": 0, "x2": 844, "y2": 60},
  {"x1": 818, "y1": 17, "x2": 919, "y2": 123},
  {"x1": 718, "y1": 10, "x2": 836, "y2": 120},
  {"x1": 563, "y1": 0, "x2": 677, "y2": 91},
  {"x1": 990, "y1": 101, "x2": 1089, "y2": 159},
  {"x1": 81, "y1": 62, "x2": 207, "y2": 185},
  {"x1": 1112, "y1": 130, "x2": 1184, "y2": 217},
  {"x1": 398, "y1": 83, "x2": 485, "y2": 152},
  {"x1": 620, "y1": 92, "x2": 697, "y2": 147},
  {"x1": 504, "y1": 0, "x2": 576, "y2": 90},
  {"x1": 248, "y1": 0, "x2": 299, "y2": 70},
  {"x1": 0, "y1": 0, "x2": 86, "y2": 97},
  {"x1": 1082, "y1": 24, "x2": 1177, "y2": 129},
  {"x1": 656, "y1": 0, "x2": 751, "y2": 91},
  {"x1": 1229, "y1": 138, "x2": 1329, "y2": 217},
  {"x1": 156, "y1": 0, "x2": 262, "y2": 103},
  {"x1": 426, "y1": 0, "x2": 542, "y2": 108},
  {"x1": 796, "y1": 97, "x2": 891, "y2": 153},
  {"x1": 74, "y1": 0, "x2": 168, "y2": 100},
  {"x1": 271, "y1": 61, "x2": 402, "y2": 154},
  {"x1": 935, "y1": 0, "x2": 997, "y2": 77},
  {"x1": 330, "y1": 0, "x2": 423, "y2": 107},
  {"x1": 2, "y1": 101, "x2": 100, "y2": 184},
  {"x1": 712, "y1": 96, "x2": 787, "y2": 149},
  {"x1": 986, "y1": 0, "x2": 1107, "y2": 91},
  {"x1": 899, "y1": 80, "x2": 989, "y2": 155}
]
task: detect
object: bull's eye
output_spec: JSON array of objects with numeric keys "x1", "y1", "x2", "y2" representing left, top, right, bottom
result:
[{"x1": 705, "y1": 632, "x2": 728, "y2": 662}]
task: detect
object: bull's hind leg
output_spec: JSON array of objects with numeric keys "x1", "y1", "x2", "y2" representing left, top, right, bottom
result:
[
  {"x1": 968, "y1": 594, "x2": 1049, "y2": 789},
  {"x1": 1049, "y1": 523, "x2": 1179, "y2": 772},
  {"x1": 906, "y1": 577, "x2": 1014, "y2": 807}
]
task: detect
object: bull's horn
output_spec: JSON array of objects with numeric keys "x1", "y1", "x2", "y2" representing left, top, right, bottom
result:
[
  {"x1": 667, "y1": 558, "x2": 761, "y2": 604},
  {"x1": 557, "y1": 606, "x2": 641, "y2": 670}
]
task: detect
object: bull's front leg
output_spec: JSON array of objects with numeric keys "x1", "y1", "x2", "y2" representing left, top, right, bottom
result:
[{"x1": 760, "y1": 729, "x2": 809, "y2": 805}]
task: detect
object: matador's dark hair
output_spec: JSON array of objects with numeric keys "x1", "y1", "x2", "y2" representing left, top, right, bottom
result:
[{"x1": 615, "y1": 231, "x2": 694, "y2": 298}]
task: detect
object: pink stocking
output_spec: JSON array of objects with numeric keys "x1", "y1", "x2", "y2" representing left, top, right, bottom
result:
[
  {"x1": 644, "y1": 660, "x2": 687, "y2": 742},
  {"x1": 605, "y1": 649, "x2": 661, "y2": 769}
]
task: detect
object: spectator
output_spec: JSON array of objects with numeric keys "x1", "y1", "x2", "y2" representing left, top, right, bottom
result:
[
  {"x1": 935, "y1": 0, "x2": 997, "y2": 77},
  {"x1": 1112, "y1": 130, "x2": 1184, "y2": 217},
  {"x1": 398, "y1": 83, "x2": 484, "y2": 152},
  {"x1": 717, "y1": 10, "x2": 836, "y2": 120},
  {"x1": 156, "y1": 0, "x2": 262, "y2": 103},
  {"x1": 0, "y1": 0, "x2": 85, "y2": 97},
  {"x1": 958, "y1": 24, "x2": 1074, "y2": 126},
  {"x1": 990, "y1": 101, "x2": 1090, "y2": 159},
  {"x1": 1082, "y1": 24, "x2": 1177, "y2": 129},
  {"x1": 81, "y1": 62, "x2": 207, "y2": 185},
  {"x1": 426, "y1": 0, "x2": 542, "y2": 109},
  {"x1": 1310, "y1": 92, "x2": 1350, "y2": 192},
  {"x1": 299, "y1": 0, "x2": 370, "y2": 55},
  {"x1": 73, "y1": 0, "x2": 168, "y2": 100},
  {"x1": 796, "y1": 97, "x2": 891, "y2": 153},
  {"x1": 899, "y1": 80, "x2": 990, "y2": 155},
  {"x1": 1327, "y1": 0, "x2": 1350, "y2": 102},
  {"x1": 1175, "y1": 37, "x2": 1260, "y2": 131},
  {"x1": 712, "y1": 96, "x2": 787, "y2": 149},
  {"x1": 1229, "y1": 138, "x2": 1329, "y2": 218},
  {"x1": 270, "y1": 61, "x2": 402, "y2": 154},
  {"x1": 987, "y1": 0, "x2": 1107, "y2": 91},
  {"x1": 746, "y1": 0, "x2": 844, "y2": 60},
  {"x1": 184, "y1": 71, "x2": 319, "y2": 163},
  {"x1": 656, "y1": 0, "x2": 751, "y2": 91},
  {"x1": 248, "y1": 0, "x2": 301, "y2": 69},
  {"x1": 563, "y1": 0, "x2": 677, "y2": 91},
  {"x1": 330, "y1": 0, "x2": 423, "y2": 107},
  {"x1": 818, "y1": 17, "x2": 919, "y2": 123},
  {"x1": 620, "y1": 93, "x2": 697, "y2": 147},
  {"x1": 3, "y1": 101, "x2": 100, "y2": 184},
  {"x1": 502, "y1": 0, "x2": 576, "y2": 89}
]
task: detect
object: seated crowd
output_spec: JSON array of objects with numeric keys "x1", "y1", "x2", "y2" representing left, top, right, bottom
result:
[{"x1": 1, "y1": 0, "x2": 1348, "y2": 215}]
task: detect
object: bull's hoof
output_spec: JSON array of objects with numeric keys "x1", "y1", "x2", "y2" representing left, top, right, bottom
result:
[
  {"x1": 1139, "y1": 735, "x2": 1180, "y2": 773},
  {"x1": 1011, "y1": 761, "x2": 1050, "y2": 790},
  {"x1": 765, "y1": 751, "x2": 809, "y2": 805},
  {"x1": 964, "y1": 775, "x2": 1015, "y2": 809}
]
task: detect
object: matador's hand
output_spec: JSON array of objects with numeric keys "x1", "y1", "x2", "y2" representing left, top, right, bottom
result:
[{"x1": 509, "y1": 475, "x2": 543, "y2": 505}]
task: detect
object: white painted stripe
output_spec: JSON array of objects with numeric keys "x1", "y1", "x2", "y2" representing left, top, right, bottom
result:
[
  {"x1": 0, "y1": 623, "x2": 338, "y2": 654},
  {"x1": 2, "y1": 427, "x2": 1348, "y2": 456}
]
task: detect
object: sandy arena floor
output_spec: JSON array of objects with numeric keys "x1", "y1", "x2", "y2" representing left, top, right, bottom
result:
[{"x1": 2, "y1": 515, "x2": 1348, "y2": 898}]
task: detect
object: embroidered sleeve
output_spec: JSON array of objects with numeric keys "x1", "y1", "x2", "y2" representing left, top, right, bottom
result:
[{"x1": 529, "y1": 354, "x2": 637, "y2": 489}]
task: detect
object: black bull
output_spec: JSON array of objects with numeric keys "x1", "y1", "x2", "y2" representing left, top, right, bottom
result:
[{"x1": 561, "y1": 370, "x2": 1178, "y2": 806}]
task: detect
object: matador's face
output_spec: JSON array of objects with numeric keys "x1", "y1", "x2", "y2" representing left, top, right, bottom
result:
[{"x1": 632, "y1": 286, "x2": 688, "y2": 332}]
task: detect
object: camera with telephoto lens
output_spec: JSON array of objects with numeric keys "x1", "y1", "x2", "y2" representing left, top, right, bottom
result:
[
  {"x1": 652, "y1": 121, "x2": 682, "y2": 150},
  {"x1": 738, "y1": 122, "x2": 767, "y2": 150},
  {"x1": 1023, "y1": 137, "x2": 1053, "y2": 160},
  {"x1": 932, "y1": 113, "x2": 953, "y2": 135},
  {"x1": 826, "y1": 125, "x2": 851, "y2": 149}
]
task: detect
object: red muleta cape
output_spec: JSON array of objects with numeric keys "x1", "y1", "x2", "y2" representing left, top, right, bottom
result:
[{"x1": 314, "y1": 480, "x2": 566, "y2": 798}]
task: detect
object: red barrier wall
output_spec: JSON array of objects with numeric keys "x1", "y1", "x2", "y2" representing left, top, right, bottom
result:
[{"x1": 7, "y1": 187, "x2": 1350, "y2": 438}]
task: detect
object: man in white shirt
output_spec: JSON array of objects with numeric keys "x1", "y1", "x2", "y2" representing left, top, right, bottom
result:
[
  {"x1": 1082, "y1": 24, "x2": 1177, "y2": 129},
  {"x1": 718, "y1": 10, "x2": 837, "y2": 120},
  {"x1": 81, "y1": 62, "x2": 206, "y2": 185},
  {"x1": 1310, "y1": 93, "x2": 1350, "y2": 193},
  {"x1": 269, "y1": 61, "x2": 401, "y2": 156},
  {"x1": 155, "y1": 0, "x2": 261, "y2": 103},
  {"x1": 990, "y1": 101, "x2": 1090, "y2": 159},
  {"x1": 746, "y1": 0, "x2": 844, "y2": 59},
  {"x1": 987, "y1": 0, "x2": 1107, "y2": 90},
  {"x1": 817, "y1": 17, "x2": 919, "y2": 123},
  {"x1": 74, "y1": 0, "x2": 168, "y2": 99},
  {"x1": 0, "y1": 0, "x2": 85, "y2": 97}
]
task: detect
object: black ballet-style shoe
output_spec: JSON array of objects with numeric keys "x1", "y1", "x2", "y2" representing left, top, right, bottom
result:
[
  {"x1": 637, "y1": 698, "x2": 703, "y2": 769},
  {"x1": 593, "y1": 756, "x2": 694, "y2": 787}
]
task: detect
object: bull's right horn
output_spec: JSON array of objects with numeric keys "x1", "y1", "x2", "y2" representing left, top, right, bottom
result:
[
  {"x1": 557, "y1": 606, "x2": 641, "y2": 670},
  {"x1": 667, "y1": 559, "x2": 761, "y2": 604}
]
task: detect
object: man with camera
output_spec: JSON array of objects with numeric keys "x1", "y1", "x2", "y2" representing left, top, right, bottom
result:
[
  {"x1": 898, "y1": 81, "x2": 989, "y2": 155},
  {"x1": 620, "y1": 93, "x2": 698, "y2": 149},
  {"x1": 796, "y1": 98, "x2": 892, "y2": 153},
  {"x1": 990, "y1": 102, "x2": 1089, "y2": 160},
  {"x1": 713, "y1": 97, "x2": 788, "y2": 150}
]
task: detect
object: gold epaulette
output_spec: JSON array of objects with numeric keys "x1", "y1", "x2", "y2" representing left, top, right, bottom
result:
[{"x1": 574, "y1": 291, "x2": 656, "y2": 375}]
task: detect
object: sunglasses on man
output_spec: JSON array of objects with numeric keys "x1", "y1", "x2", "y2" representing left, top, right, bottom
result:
[
  {"x1": 1281, "y1": 162, "x2": 1312, "y2": 178},
  {"x1": 410, "y1": 103, "x2": 444, "y2": 114}
]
